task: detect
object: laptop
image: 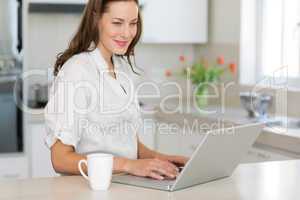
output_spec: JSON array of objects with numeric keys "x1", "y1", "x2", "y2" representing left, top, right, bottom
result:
[{"x1": 112, "y1": 123, "x2": 264, "y2": 191}]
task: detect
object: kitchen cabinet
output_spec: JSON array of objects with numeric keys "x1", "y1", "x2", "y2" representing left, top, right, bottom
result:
[
  {"x1": 0, "y1": 156, "x2": 28, "y2": 180},
  {"x1": 26, "y1": 0, "x2": 208, "y2": 43},
  {"x1": 27, "y1": 0, "x2": 86, "y2": 4},
  {"x1": 28, "y1": 123, "x2": 58, "y2": 178},
  {"x1": 241, "y1": 145, "x2": 298, "y2": 163},
  {"x1": 27, "y1": 0, "x2": 86, "y2": 13},
  {"x1": 138, "y1": 0, "x2": 208, "y2": 43}
]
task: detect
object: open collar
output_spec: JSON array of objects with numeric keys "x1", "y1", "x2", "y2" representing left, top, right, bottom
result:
[{"x1": 88, "y1": 48, "x2": 133, "y2": 101}]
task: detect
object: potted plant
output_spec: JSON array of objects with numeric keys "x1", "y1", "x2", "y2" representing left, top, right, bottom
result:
[{"x1": 165, "y1": 55, "x2": 237, "y2": 108}]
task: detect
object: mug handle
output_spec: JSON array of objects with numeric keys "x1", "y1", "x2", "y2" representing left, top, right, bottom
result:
[{"x1": 78, "y1": 160, "x2": 89, "y2": 180}]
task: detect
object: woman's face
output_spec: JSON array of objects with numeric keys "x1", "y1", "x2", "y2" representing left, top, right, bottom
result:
[{"x1": 98, "y1": 1, "x2": 139, "y2": 56}]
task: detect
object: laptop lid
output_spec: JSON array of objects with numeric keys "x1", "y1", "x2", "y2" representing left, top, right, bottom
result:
[{"x1": 171, "y1": 123, "x2": 264, "y2": 191}]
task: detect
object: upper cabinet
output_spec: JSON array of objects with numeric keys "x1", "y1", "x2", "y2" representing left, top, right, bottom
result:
[
  {"x1": 27, "y1": 0, "x2": 86, "y2": 4},
  {"x1": 26, "y1": 0, "x2": 208, "y2": 44},
  {"x1": 140, "y1": 0, "x2": 208, "y2": 44}
]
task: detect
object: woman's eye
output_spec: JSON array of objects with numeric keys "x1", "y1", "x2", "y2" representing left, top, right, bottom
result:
[
  {"x1": 130, "y1": 22, "x2": 138, "y2": 26},
  {"x1": 112, "y1": 22, "x2": 122, "y2": 25}
]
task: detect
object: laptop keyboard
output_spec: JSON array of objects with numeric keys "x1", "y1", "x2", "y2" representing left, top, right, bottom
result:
[
  {"x1": 112, "y1": 174, "x2": 176, "y2": 186},
  {"x1": 111, "y1": 166, "x2": 184, "y2": 190}
]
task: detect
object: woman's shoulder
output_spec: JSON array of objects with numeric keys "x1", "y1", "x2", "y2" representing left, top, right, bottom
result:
[
  {"x1": 64, "y1": 52, "x2": 91, "y2": 71},
  {"x1": 57, "y1": 52, "x2": 94, "y2": 80}
]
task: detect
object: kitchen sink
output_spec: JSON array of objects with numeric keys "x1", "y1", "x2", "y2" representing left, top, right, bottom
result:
[{"x1": 265, "y1": 118, "x2": 300, "y2": 129}]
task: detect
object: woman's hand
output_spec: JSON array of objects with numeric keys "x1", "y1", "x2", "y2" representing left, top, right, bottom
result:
[
  {"x1": 154, "y1": 153, "x2": 189, "y2": 167},
  {"x1": 124, "y1": 158, "x2": 180, "y2": 180}
]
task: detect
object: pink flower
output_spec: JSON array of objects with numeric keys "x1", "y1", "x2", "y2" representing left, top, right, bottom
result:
[
  {"x1": 165, "y1": 69, "x2": 172, "y2": 77},
  {"x1": 179, "y1": 55, "x2": 186, "y2": 62},
  {"x1": 217, "y1": 56, "x2": 225, "y2": 65},
  {"x1": 229, "y1": 62, "x2": 237, "y2": 74}
]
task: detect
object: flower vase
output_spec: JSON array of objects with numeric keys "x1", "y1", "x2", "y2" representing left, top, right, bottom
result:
[{"x1": 195, "y1": 87, "x2": 208, "y2": 108}]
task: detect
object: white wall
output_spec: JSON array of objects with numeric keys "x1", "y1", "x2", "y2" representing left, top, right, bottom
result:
[
  {"x1": 207, "y1": 0, "x2": 241, "y2": 45},
  {"x1": 25, "y1": 13, "x2": 196, "y2": 83},
  {"x1": 26, "y1": 13, "x2": 80, "y2": 71},
  {"x1": 195, "y1": 0, "x2": 241, "y2": 59}
]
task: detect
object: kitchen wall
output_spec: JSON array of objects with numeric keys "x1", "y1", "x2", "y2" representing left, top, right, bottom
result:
[
  {"x1": 194, "y1": 0, "x2": 241, "y2": 108},
  {"x1": 26, "y1": 13, "x2": 196, "y2": 83},
  {"x1": 195, "y1": 0, "x2": 240, "y2": 62}
]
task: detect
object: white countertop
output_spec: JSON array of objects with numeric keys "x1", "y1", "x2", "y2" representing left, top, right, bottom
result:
[{"x1": 1, "y1": 160, "x2": 299, "y2": 200}]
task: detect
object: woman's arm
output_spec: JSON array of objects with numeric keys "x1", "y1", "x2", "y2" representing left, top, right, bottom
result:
[
  {"x1": 51, "y1": 140, "x2": 129, "y2": 175},
  {"x1": 137, "y1": 139, "x2": 158, "y2": 159},
  {"x1": 51, "y1": 139, "x2": 180, "y2": 180}
]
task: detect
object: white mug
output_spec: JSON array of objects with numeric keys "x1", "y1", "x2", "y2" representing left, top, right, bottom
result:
[{"x1": 78, "y1": 153, "x2": 113, "y2": 190}]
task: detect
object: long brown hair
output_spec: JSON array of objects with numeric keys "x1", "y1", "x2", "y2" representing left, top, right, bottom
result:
[{"x1": 54, "y1": 0, "x2": 142, "y2": 76}]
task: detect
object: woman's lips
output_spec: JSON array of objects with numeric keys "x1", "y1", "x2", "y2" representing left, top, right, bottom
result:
[{"x1": 114, "y1": 40, "x2": 128, "y2": 48}]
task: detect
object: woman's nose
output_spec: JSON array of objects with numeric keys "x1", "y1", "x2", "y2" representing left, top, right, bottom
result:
[{"x1": 121, "y1": 26, "x2": 131, "y2": 39}]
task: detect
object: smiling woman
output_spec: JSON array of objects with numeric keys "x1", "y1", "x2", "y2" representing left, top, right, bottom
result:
[
  {"x1": 45, "y1": 0, "x2": 188, "y2": 182},
  {"x1": 53, "y1": 0, "x2": 142, "y2": 77}
]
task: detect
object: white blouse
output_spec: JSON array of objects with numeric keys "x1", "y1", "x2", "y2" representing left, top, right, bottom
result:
[{"x1": 44, "y1": 48, "x2": 143, "y2": 159}]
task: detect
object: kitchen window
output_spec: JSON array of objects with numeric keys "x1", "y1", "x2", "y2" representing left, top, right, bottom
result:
[{"x1": 240, "y1": 0, "x2": 300, "y2": 89}]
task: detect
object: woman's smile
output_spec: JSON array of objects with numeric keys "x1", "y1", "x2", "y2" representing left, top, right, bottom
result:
[{"x1": 113, "y1": 39, "x2": 129, "y2": 48}]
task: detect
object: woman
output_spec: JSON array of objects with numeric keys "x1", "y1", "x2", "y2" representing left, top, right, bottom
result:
[{"x1": 45, "y1": 0, "x2": 188, "y2": 181}]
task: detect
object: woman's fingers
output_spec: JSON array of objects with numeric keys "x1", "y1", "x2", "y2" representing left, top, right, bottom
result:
[
  {"x1": 128, "y1": 158, "x2": 185, "y2": 180},
  {"x1": 151, "y1": 165, "x2": 176, "y2": 179},
  {"x1": 151, "y1": 159, "x2": 179, "y2": 178},
  {"x1": 167, "y1": 156, "x2": 189, "y2": 166},
  {"x1": 159, "y1": 159, "x2": 180, "y2": 173},
  {"x1": 175, "y1": 156, "x2": 189, "y2": 165},
  {"x1": 155, "y1": 153, "x2": 189, "y2": 167},
  {"x1": 148, "y1": 172, "x2": 165, "y2": 180}
]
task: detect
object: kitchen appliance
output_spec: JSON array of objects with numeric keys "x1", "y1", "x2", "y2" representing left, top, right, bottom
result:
[
  {"x1": 28, "y1": 83, "x2": 48, "y2": 108},
  {"x1": 0, "y1": 0, "x2": 22, "y2": 57},
  {"x1": 112, "y1": 123, "x2": 263, "y2": 191},
  {"x1": 0, "y1": 56, "x2": 21, "y2": 75},
  {"x1": 240, "y1": 92, "x2": 273, "y2": 119},
  {"x1": 0, "y1": 75, "x2": 23, "y2": 153},
  {"x1": 0, "y1": 0, "x2": 23, "y2": 153}
]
